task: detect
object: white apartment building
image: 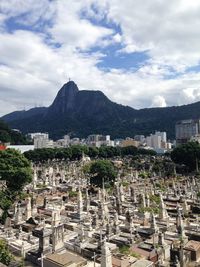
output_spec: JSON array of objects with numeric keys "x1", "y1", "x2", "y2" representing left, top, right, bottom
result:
[
  {"x1": 146, "y1": 131, "x2": 169, "y2": 152},
  {"x1": 28, "y1": 132, "x2": 49, "y2": 140},
  {"x1": 33, "y1": 133, "x2": 53, "y2": 149},
  {"x1": 155, "y1": 131, "x2": 167, "y2": 143},
  {"x1": 87, "y1": 134, "x2": 113, "y2": 147},
  {"x1": 55, "y1": 135, "x2": 71, "y2": 148}
]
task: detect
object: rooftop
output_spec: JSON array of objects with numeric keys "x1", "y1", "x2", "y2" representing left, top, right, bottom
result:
[
  {"x1": 44, "y1": 251, "x2": 87, "y2": 266},
  {"x1": 184, "y1": 240, "x2": 200, "y2": 251}
]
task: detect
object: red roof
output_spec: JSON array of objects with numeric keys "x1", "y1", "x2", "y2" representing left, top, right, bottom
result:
[{"x1": 0, "y1": 145, "x2": 6, "y2": 150}]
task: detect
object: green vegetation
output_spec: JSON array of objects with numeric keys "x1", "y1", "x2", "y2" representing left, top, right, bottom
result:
[
  {"x1": 0, "y1": 239, "x2": 13, "y2": 265},
  {"x1": 68, "y1": 190, "x2": 78, "y2": 198},
  {"x1": 24, "y1": 145, "x2": 88, "y2": 162},
  {"x1": 155, "y1": 183, "x2": 166, "y2": 192},
  {"x1": 130, "y1": 252, "x2": 141, "y2": 258},
  {"x1": 121, "y1": 181, "x2": 129, "y2": 187},
  {"x1": 139, "y1": 172, "x2": 148, "y2": 179},
  {"x1": 35, "y1": 184, "x2": 47, "y2": 189},
  {"x1": 5, "y1": 81, "x2": 200, "y2": 140},
  {"x1": 171, "y1": 141, "x2": 200, "y2": 171},
  {"x1": 138, "y1": 207, "x2": 160, "y2": 214},
  {"x1": 138, "y1": 194, "x2": 161, "y2": 214},
  {"x1": 0, "y1": 149, "x2": 32, "y2": 223},
  {"x1": 24, "y1": 145, "x2": 156, "y2": 162},
  {"x1": 85, "y1": 160, "x2": 117, "y2": 188},
  {"x1": 119, "y1": 245, "x2": 140, "y2": 258},
  {"x1": 0, "y1": 239, "x2": 24, "y2": 266},
  {"x1": 0, "y1": 119, "x2": 29, "y2": 145},
  {"x1": 0, "y1": 149, "x2": 32, "y2": 191},
  {"x1": 119, "y1": 245, "x2": 130, "y2": 255},
  {"x1": 149, "y1": 194, "x2": 161, "y2": 205},
  {"x1": 151, "y1": 157, "x2": 176, "y2": 177}
]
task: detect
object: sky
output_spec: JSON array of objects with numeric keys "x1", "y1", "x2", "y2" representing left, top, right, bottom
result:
[{"x1": 1, "y1": 0, "x2": 200, "y2": 116}]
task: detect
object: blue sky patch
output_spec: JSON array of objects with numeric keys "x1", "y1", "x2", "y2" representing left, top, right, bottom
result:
[{"x1": 96, "y1": 45, "x2": 149, "y2": 71}]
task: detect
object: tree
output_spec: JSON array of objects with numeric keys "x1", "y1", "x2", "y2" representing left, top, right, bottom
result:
[
  {"x1": 70, "y1": 145, "x2": 89, "y2": 160},
  {"x1": 88, "y1": 147, "x2": 99, "y2": 158},
  {"x1": 0, "y1": 149, "x2": 32, "y2": 191},
  {"x1": 0, "y1": 120, "x2": 29, "y2": 145},
  {"x1": 121, "y1": 146, "x2": 138, "y2": 156},
  {"x1": 138, "y1": 148, "x2": 156, "y2": 156},
  {"x1": 0, "y1": 239, "x2": 13, "y2": 265},
  {"x1": 87, "y1": 160, "x2": 117, "y2": 188},
  {"x1": 54, "y1": 148, "x2": 71, "y2": 160},
  {"x1": 171, "y1": 142, "x2": 200, "y2": 171},
  {"x1": 0, "y1": 149, "x2": 32, "y2": 222}
]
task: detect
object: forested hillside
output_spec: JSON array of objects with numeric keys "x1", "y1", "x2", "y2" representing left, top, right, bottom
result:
[{"x1": 0, "y1": 120, "x2": 29, "y2": 144}]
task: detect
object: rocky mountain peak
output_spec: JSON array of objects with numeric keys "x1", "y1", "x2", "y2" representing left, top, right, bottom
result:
[{"x1": 48, "y1": 80, "x2": 79, "y2": 114}]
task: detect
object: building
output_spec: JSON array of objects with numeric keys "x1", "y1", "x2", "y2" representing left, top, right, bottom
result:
[
  {"x1": 0, "y1": 144, "x2": 6, "y2": 150},
  {"x1": 7, "y1": 145, "x2": 34, "y2": 153},
  {"x1": 121, "y1": 138, "x2": 140, "y2": 148},
  {"x1": 152, "y1": 134, "x2": 162, "y2": 149},
  {"x1": 155, "y1": 131, "x2": 167, "y2": 143},
  {"x1": 27, "y1": 132, "x2": 49, "y2": 140},
  {"x1": 70, "y1": 137, "x2": 81, "y2": 145},
  {"x1": 134, "y1": 135, "x2": 145, "y2": 144},
  {"x1": 43, "y1": 251, "x2": 87, "y2": 267},
  {"x1": 87, "y1": 134, "x2": 113, "y2": 147},
  {"x1": 146, "y1": 134, "x2": 162, "y2": 149},
  {"x1": 114, "y1": 139, "x2": 123, "y2": 147},
  {"x1": 33, "y1": 133, "x2": 53, "y2": 149},
  {"x1": 54, "y1": 135, "x2": 71, "y2": 148},
  {"x1": 176, "y1": 119, "x2": 200, "y2": 145},
  {"x1": 145, "y1": 131, "x2": 170, "y2": 153}
]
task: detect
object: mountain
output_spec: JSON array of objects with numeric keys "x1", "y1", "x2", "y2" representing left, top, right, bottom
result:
[
  {"x1": 0, "y1": 119, "x2": 29, "y2": 144},
  {"x1": 2, "y1": 81, "x2": 200, "y2": 140},
  {"x1": 3, "y1": 107, "x2": 47, "y2": 123}
]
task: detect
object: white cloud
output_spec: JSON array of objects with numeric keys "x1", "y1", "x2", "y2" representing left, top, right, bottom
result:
[
  {"x1": 104, "y1": 0, "x2": 200, "y2": 71},
  {"x1": 48, "y1": 0, "x2": 114, "y2": 50},
  {"x1": 151, "y1": 96, "x2": 167, "y2": 108},
  {"x1": 1, "y1": 0, "x2": 200, "y2": 118},
  {"x1": 0, "y1": 0, "x2": 53, "y2": 27}
]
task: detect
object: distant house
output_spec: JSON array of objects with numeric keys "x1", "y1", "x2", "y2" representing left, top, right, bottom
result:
[{"x1": 0, "y1": 144, "x2": 6, "y2": 150}]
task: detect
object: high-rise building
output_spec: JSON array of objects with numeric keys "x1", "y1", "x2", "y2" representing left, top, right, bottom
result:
[
  {"x1": 146, "y1": 132, "x2": 167, "y2": 149},
  {"x1": 155, "y1": 131, "x2": 167, "y2": 143},
  {"x1": 134, "y1": 135, "x2": 145, "y2": 143},
  {"x1": 175, "y1": 119, "x2": 200, "y2": 145},
  {"x1": 87, "y1": 134, "x2": 112, "y2": 147},
  {"x1": 33, "y1": 133, "x2": 52, "y2": 149}
]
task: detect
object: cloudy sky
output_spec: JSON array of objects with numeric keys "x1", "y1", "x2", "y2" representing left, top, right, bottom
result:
[{"x1": 1, "y1": 0, "x2": 200, "y2": 116}]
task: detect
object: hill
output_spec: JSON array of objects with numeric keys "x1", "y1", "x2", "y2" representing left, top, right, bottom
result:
[
  {"x1": 2, "y1": 81, "x2": 200, "y2": 140},
  {"x1": 0, "y1": 120, "x2": 29, "y2": 144}
]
